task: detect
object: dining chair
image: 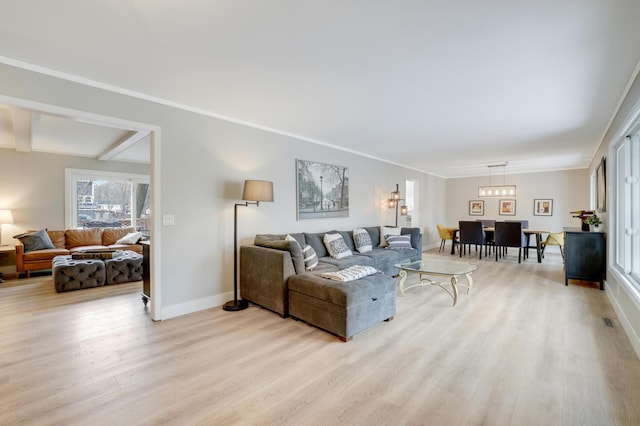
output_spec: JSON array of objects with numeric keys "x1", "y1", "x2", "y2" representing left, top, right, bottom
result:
[
  {"x1": 494, "y1": 221, "x2": 527, "y2": 263},
  {"x1": 541, "y1": 231, "x2": 565, "y2": 262},
  {"x1": 505, "y1": 220, "x2": 530, "y2": 259},
  {"x1": 476, "y1": 219, "x2": 496, "y2": 254},
  {"x1": 458, "y1": 221, "x2": 487, "y2": 259},
  {"x1": 436, "y1": 224, "x2": 457, "y2": 253}
]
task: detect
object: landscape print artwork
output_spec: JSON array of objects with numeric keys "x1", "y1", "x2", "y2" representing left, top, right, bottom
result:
[{"x1": 296, "y1": 159, "x2": 349, "y2": 220}]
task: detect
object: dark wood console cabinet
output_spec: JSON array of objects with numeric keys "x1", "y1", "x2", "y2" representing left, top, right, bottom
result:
[
  {"x1": 141, "y1": 241, "x2": 151, "y2": 305},
  {"x1": 564, "y1": 227, "x2": 605, "y2": 290}
]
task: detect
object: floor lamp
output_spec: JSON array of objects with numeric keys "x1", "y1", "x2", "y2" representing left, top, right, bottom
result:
[{"x1": 223, "y1": 180, "x2": 274, "y2": 311}]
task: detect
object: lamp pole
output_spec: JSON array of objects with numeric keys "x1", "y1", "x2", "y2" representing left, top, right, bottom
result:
[{"x1": 320, "y1": 176, "x2": 323, "y2": 210}]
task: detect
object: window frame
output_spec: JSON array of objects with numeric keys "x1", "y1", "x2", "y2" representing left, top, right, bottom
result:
[
  {"x1": 611, "y1": 117, "x2": 640, "y2": 297},
  {"x1": 65, "y1": 168, "x2": 150, "y2": 230}
]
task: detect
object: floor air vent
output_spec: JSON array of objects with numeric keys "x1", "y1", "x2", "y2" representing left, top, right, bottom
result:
[{"x1": 603, "y1": 317, "x2": 614, "y2": 328}]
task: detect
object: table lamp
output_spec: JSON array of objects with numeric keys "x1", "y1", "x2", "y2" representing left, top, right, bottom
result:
[{"x1": 0, "y1": 209, "x2": 14, "y2": 246}]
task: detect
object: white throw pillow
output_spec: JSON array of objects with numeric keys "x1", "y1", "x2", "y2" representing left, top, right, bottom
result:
[
  {"x1": 379, "y1": 226, "x2": 401, "y2": 247},
  {"x1": 353, "y1": 228, "x2": 372, "y2": 253},
  {"x1": 116, "y1": 231, "x2": 143, "y2": 245},
  {"x1": 323, "y1": 233, "x2": 353, "y2": 259}
]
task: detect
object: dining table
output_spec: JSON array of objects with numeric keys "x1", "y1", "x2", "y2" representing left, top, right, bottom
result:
[{"x1": 446, "y1": 226, "x2": 549, "y2": 263}]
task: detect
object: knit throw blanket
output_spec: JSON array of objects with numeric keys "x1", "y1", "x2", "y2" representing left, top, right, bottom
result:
[{"x1": 320, "y1": 265, "x2": 378, "y2": 282}]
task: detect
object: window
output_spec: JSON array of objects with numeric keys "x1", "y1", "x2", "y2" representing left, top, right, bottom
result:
[
  {"x1": 614, "y1": 123, "x2": 640, "y2": 291},
  {"x1": 405, "y1": 179, "x2": 416, "y2": 227},
  {"x1": 65, "y1": 169, "x2": 150, "y2": 234}
]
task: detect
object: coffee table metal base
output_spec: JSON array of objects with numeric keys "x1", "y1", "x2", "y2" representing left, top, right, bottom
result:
[{"x1": 397, "y1": 270, "x2": 473, "y2": 306}]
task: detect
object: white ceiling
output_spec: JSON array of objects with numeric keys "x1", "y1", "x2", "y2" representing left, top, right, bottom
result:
[{"x1": 1, "y1": 1, "x2": 639, "y2": 177}]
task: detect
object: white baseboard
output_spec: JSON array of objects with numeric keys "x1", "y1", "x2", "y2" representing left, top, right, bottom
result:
[
  {"x1": 606, "y1": 284, "x2": 640, "y2": 360},
  {"x1": 162, "y1": 291, "x2": 232, "y2": 320}
]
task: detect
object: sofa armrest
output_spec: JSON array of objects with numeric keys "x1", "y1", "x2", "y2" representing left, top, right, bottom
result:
[
  {"x1": 15, "y1": 242, "x2": 25, "y2": 272},
  {"x1": 401, "y1": 227, "x2": 423, "y2": 251},
  {"x1": 240, "y1": 245, "x2": 296, "y2": 317}
]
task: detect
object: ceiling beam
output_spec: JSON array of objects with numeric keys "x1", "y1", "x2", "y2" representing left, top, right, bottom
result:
[
  {"x1": 11, "y1": 107, "x2": 34, "y2": 152},
  {"x1": 98, "y1": 130, "x2": 150, "y2": 161}
]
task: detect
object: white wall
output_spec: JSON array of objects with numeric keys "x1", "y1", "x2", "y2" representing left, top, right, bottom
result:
[
  {"x1": 0, "y1": 63, "x2": 445, "y2": 319},
  {"x1": 594, "y1": 70, "x2": 640, "y2": 357},
  {"x1": 445, "y1": 169, "x2": 590, "y2": 233}
]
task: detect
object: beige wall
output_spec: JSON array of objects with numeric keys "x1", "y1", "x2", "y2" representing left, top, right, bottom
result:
[
  {"x1": 445, "y1": 169, "x2": 590, "y2": 234},
  {"x1": 0, "y1": 62, "x2": 445, "y2": 319},
  {"x1": 0, "y1": 148, "x2": 149, "y2": 245}
]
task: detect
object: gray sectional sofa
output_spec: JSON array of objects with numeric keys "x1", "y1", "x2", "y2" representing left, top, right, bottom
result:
[{"x1": 240, "y1": 226, "x2": 422, "y2": 341}]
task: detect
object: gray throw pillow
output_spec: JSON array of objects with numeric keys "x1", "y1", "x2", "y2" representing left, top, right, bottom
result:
[
  {"x1": 14, "y1": 229, "x2": 56, "y2": 253},
  {"x1": 385, "y1": 234, "x2": 413, "y2": 249}
]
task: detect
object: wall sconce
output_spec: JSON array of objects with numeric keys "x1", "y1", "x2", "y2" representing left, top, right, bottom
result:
[
  {"x1": 223, "y1": 180, "x2": 274, "y2": 312},
  {"x1": 388, "y1": 184, "x2": 407, "y2": 227}
]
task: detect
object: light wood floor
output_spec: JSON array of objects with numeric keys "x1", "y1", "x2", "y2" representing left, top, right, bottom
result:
[{"x1": 1, "y1": 249, "x2": 639, "y2": 425}]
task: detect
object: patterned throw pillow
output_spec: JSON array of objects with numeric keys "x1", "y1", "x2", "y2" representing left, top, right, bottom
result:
[
  {"x1": 353, "y1": 228, "x2": 372, "y2": 253},
  {"x1": 323, "y1": 233, "x2": 353, "y2": 259},
  {"x1": 385, "y1": 234, "x2": 413, "y2": 249},
  {"x1": 286, "y1": 234, "x2": 318, "y2": 270},
  {"x1": 379, "y1": 226, "x2": 401, "y2": 247},
  {"x1": 302, "y1": 244, "x2": 318, "y2": 270}
]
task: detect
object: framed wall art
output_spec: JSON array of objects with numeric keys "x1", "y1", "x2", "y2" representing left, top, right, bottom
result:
[
  {"x1": 533, "y1": 199, "x2": 553, "y2": 216},
  {"x1": 296, "y1": 159, "x2": 349, "y2": 220},
  {"x1": 469, "y1": 200, "x2": 484, "y2": 216},
  {"x1": 499, "y1": 199, "x2": 516, "y2": 216}
]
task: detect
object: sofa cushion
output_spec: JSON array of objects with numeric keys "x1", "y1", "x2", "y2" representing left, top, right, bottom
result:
[
  {"x1": 324, "y1": 233, "x2": 353, "y2": 259},
  {"x1": 255, "y1": 234, "x2": 305, "y2": 274},
  {"x1": 401, "y1": 227, "x2": 422, "y2": 250},
  {"x1": 65, "y1": 228, "x2": 102, "y2": 248},
  {"x1": 304, "y1": 232, "x2": 328, "y2": 258},
  {"x1": 47, "y1": 230, "x2": 67, "y2": 249},
  {"x1": 353, "y1": 228, "x2": 373, "y2": 253},
  {"x1": 288, "y1": 270, "x2": 394, "y2": 307},
  {"x1": 13, "y1": 229, "x2": 56, "y2": 253},
  {"x1": 102, "y1": 227, "x2": 136, "y2": 245},
  {"x1": 23, "y1": 247, "x2": 70, "y2": 261}
]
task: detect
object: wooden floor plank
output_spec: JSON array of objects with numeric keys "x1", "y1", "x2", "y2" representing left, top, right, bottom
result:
[{"x1": 1, "y1": 250, "x2": 639, "y2": 425}]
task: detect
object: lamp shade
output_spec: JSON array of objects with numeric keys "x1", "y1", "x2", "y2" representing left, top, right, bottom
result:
[
  {"x1": 0, "y1": 209, "x2": 14, "y2": 224},
  {"x1": 242, "y1": 180, "x2": 274, "y2": 202}
]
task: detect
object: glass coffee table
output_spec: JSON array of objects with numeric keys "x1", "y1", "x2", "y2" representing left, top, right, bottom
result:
[{"x1": 395, "y1": 258, "x2": 477, "y2": 306}]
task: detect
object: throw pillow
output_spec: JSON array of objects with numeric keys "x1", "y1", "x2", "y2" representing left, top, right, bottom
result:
[
  {"x1": 13, "y1": 229, "x2": 56, "y2": 253},
  {"x1": 286, "y1": 234, "x2": 318, "y2": 271},
  {"x1": 116, "y1": 231, "x2": 143, "y2": 245},
  {"x1": 302, "y1": 244, "x2": 319, "y2": 270},
  {"x1": 385, "y1": 234, "x2": 413, "y2": 249},
  {"x1": 379, "y1": 226, "x2": 402, "y2": 247},
  {"x1": 323, "y1": 233, "x2": 353, "y2": 259},
  {"x1": 353, "y1": 228, "x2": 372, "y2": 253}
]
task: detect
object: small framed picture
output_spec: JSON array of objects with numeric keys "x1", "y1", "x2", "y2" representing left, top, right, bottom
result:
[
  {"x1": 469, "y1": 200, "x2": 484, "y2": 216},
  {"x1": 499, "y1": 199, "x2": 516, "y2": 216},
  {"x1": 533, "y1": 199, "x2": 553, "y2": 216}
]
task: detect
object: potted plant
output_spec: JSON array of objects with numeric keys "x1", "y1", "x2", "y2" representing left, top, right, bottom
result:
[{"x1": 585, "y1": 215, "x2": 602, "y2": 231}]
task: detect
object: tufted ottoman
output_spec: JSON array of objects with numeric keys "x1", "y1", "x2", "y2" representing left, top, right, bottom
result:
[
  {"x1": 288, "y1": 271, "x2": 396, "y2": 341},
  {"x1": 105, "y1": 250, "x2": 143, "y2": 284},
  {"x1": 53, "y1": 255, "x2": 106, "y2": 293}
]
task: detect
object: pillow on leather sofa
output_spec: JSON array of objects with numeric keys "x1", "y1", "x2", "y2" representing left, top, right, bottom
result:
[
  {"x1": 116, "y1": 231, "x2": 143, "y2": 245},
  {"x1": 13, "y1": 229, "x2": 56, "y2": 253}
]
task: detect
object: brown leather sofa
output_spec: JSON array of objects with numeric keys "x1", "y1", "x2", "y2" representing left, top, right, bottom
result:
[{"x1": 15, "y1": 227, "x2": 143, "y2": 278}]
